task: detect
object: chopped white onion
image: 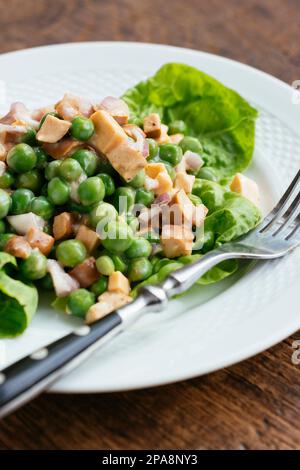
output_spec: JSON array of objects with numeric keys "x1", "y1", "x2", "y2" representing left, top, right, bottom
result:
[
  {"x1": 7, "y1": 213, "x2": 45, "y2": 235},
  {"x1": 144, "y1": 176, "x2": 158, "y2": 191},
  {"x1": 0, "y1": 102, "x2": 39, "y2": 129},
  {"x1": 184, "y1": 150, "x2": 204, "y2": 171},
  {"x1": 47, "y1": 259, "x2": 79, "y2": 297},
  {"x1": 151, "y1": 243, "x2": 163, "y2": 255}
]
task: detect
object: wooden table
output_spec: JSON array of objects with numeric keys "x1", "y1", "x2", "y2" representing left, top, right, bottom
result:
[{"x1": 0, "y1": 0, "x2": 299, "y2": 450}]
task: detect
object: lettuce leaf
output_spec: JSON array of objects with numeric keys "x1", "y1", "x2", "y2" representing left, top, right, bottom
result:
[
  {"x1": 123, "y1": 63, "x2": 258, "y2": 177},
  {"x1": 192, "y1": 178, "x2": 262, "y2": 246},
  {"x1": 0, "y1": 252, "x2": 38, "y2": 338}
]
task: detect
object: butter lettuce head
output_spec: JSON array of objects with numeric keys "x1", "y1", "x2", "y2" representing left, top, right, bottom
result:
[
  {"x1": 123, "y1": 63, "x2": 258, "y2": 177},
  {"x1": 0, "y1": 252, "x2": 38, "y2": 338}
]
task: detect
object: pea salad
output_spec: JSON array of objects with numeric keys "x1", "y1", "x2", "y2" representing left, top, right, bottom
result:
[{"x1": 0, "y1": 63, "x2": 261, "y2": 337}]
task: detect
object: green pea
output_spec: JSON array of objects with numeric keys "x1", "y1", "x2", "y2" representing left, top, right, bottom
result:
[
  {"x1": 197, "y1": 167, "x2": 217, "y2": 182},
  {"x1": 111, "y1": 254, "x2": 127, "y2": 274},
  {"x1": 0, "y1": 171, "x2": 15, "y2": 189},
  {"x1": 90, "y1": 277, "x2": 108, "y2": 296},
  {"x1": 159, "y1": 144, "x2": 183, "y2": 166},
  {"x1": 0, "y1": 233, "x2": 14, "y2": 250},
  {"x1": 101, "y1": 220, "x2": 133, "y2": 253},
  {"x1": 59, "y1": 158, "x2": 83, "y2": 182},
  {"x1": 45, "y1": 160, "x2": 61, "y2": 180},
  {"x1": 147, "y1": 138, "x2": 158, "y2": 159},
  {"x1": 128, "y1": 258, "x2": 152, "y2": 282},
  {"x1": 97, "y1": 173, "x2": 115, "y2": 196},
  {"x1": 31, "y1": 196, "x2": 54, "y2": 220},
  {"x1": 21, "y1": 127, "x2": 37, "y2": 146},
  {"x1": 11, "y1": 188, "x2": 34, "y2": 215},
  {"x1": 135, "y1": 188, "x2": 154, "y2": 207},
  {"x1": 0, "y1": 190, "x2": 11, "y2": 219},
  {"x1": 89, "y1": 202, "x2": 118, "y2": 229},
  {"x1": 67, "y1": 288, "x2": 95, "y2": 318},
  {"x1": 140, "y1": 230, "x2": 160, "y2": 243},
  {"x1": 70, "y1": 116, "x2": 94, "y2": 141},
  {"x1": 56, "y1": 239, "x2": 87, "y2": 268},
  {"x1": 128, "y1": 170, "x2": 145, "y2": 188},
  {"x1": 39, "y1": 112, "x2": 59, "y2": 129},
  {"x1": 126, "y1": 213, "x2": 139, "y2": 233},
  {"x1": 7, "y1": 143, "x2": 37, "y2": 173},
  {"x1": 96, "y1": 255, "x2": 115, "y2": 276},
  {"x1": 113, "y1": 187, "x2": 135, "y2": 213},
  {"x1": 0, "y1": 220, "x2": 6, "y2": 234},
  {"x1": 39, "y1": 273, "x2": 54, "y2": 291},
  {"x1": 179, "y1": 136, "x2": 203, "y2": 154},
  {"x1": 47, "y1": 177, "x2": 70, "y2": 205},
  {"x1": 34, "y1": 147, "x2": 48, "y2": 169},
  {"x1": 15, "y1": 169, "x2": 42, "y2": 193},
  {"x1": 20, "y1": 250, "x2": 47, "y2": 280},
  {"x1": 147, "y1": 154, "x2": 160, "y2": 164},
  {"x1": 168, "y1": 120, "x2": 187, "y2": 135},
  {"x1": 125, "y1": 238, "x2": 152, "y2": 259},
  {"x1": 78, "y1": 176, "x2": 105, "y2": 206},
  {"x1": 72, "y1": 149, "x2": 98, "y2": 176}
]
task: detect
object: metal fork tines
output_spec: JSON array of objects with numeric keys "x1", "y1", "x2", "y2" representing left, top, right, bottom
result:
[{"x1": 259, "y1": 169, "x2": 300, "y2": 240}]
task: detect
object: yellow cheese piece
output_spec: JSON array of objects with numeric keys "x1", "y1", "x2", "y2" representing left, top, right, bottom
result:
[
  {"x1": 108, "y1": 271, "x2": 130, "y2": 295},
  {"x1": 174, "y1": 172, "x2": 195, "y2": 194},
  {"x1": 230, "y1": 173, "x2": 260, "y2": 207},
  {"x1": 86, "y1": 291, "x2": 132, "y2": 324},
  {"x1": 156, "y1": 171, "x2": 173, "y2": 195},
  {"x1": 145, "y1": 162, "x2": 168, "y2": 179},
  {"x1": 161, "y1": 225, "x2": 194, "y2": 258},
  {"x1": 171, "y1": 189, "x2": 194, "y2": 225}
]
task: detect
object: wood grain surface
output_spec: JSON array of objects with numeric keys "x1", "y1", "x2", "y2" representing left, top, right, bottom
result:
[{"x1": 0, "y1": 0, "x2": 299, "y2": 450}]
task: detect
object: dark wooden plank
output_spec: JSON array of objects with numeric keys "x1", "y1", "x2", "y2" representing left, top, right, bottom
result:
[
  {"x1": 1, "y1": 334, "x2": 299, "y2": 450},
  {"x1": 0, "y1": 0, "x2": 299, "y2": 450}
]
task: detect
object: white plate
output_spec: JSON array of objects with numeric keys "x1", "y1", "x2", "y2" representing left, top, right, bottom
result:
[{"x1": 0, "y1": 42, "x2": 299, "y2": 393}]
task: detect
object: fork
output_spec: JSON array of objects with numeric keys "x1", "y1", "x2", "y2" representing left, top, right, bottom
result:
[{"x1": 0, "y1": 170, "x2": 299, "y2": 419}]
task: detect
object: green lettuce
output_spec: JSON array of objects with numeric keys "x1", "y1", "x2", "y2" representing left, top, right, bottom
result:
[
  {"x1": 192, "y1": 178, "x2": 262, "y2": 246},
  {"x1": 0, "y1": 252, "x2": 38, "y2": 338},
  {"x1": 123, "y1": 63, "x2": 258, "y2": 177}
]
